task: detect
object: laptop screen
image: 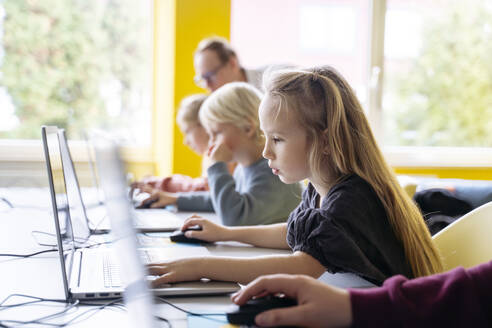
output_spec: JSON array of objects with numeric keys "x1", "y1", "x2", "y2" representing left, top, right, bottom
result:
[
  {"x1": 83, "y1": 132, "x2": 105, "y2": 205},
  {"x1": 58, "y1": 129, "x2": 91, "y2": 240},
  {"x1": 41, "y1": 125, "x2": 76, "y2": 300}
]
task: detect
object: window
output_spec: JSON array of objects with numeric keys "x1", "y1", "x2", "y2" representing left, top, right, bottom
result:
[
  {"x1": 231, "y1": 0, "x2": 492, "y2": 165},
  {"x1": 231, "y1": 0, "x2": 371, "y2": 106},
  {"x1": 382, "y1": 0, "x2": 492, "y2": 147},
  {"x1": 0, "y1": 0, "x2": 153, "y2": 145}
]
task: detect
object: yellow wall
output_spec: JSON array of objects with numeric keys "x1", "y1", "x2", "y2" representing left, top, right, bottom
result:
[
  {"x1": 153, "y1": 0, "x2": 231, "y2": 178},
  {"x1": 394, "y1": 167, "x2": 492, "y2": 180}
]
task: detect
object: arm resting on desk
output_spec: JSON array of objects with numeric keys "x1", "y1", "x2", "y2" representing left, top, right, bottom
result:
[{"x1": 148, "y1": 251, "x2": 325, "y2": 286}]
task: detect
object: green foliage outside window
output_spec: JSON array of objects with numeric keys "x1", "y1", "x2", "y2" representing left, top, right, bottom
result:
[
  {"x1": 383, "y1": 0, "x2": 492, "y2": 147},
  {"x1": 0, "y1": 0, "x2": 150, "y2": 140}
]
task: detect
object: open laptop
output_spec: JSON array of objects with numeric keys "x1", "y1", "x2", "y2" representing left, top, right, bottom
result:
[
  {"x1": 51, "y1": 126, "x2": 183, "y2": 233},
  {"x1": 42, "y1": 126, "x2": 239, "y2": 300},
  {"x1": 84, "y1": 131, "x2": 159, "y2": 210},
  {"x1": 83, "y1": 131, "x2": 105, "y2": 207}
]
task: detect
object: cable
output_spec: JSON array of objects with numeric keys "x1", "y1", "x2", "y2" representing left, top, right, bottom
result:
[
  {"x1": 0, "y1": 294, "x2": 67, "y2": 310},
  {"x1": 0, "y1": 197, "x2": 13, "y2": 208},
  {"x1": 156, "y1": 297, "x2": 228, "y2": 324},
  {"x1": 0, "y1": 294, "x2": 123, "y2": 327},
  {"x1": 0, "y1": 249, "x2": 58, "y2": 258},
  {"x1": 0, "y1": 295, "x2": 174, "y2": 327},
  {"x1": 0, "y1": 196, "x2": 50, "y2": 211},
  {"x1": 31, "y1": 230, "x2": 92, "y2": 245},
  {"x1": 88, "y1": 213, "x2": 110, "y2": 234},
  {"x1": 0, "y1": 294, "x2": 79, "y2": 327},
  {"x1": 55, "y1": 298, "x2": 122, "y2": 326},
  {"x1": 77, "y1": 240, "x2": 113, "y2": 249},
  {"x1": 31, "y1": 230, "x2": 113, "y2": 249},
  {"x1": 0, "y1": 237, "x2": 114, "y2": 259},
  {"x1": 154, "y1": 314, "x2": 173, "y2": 328}
]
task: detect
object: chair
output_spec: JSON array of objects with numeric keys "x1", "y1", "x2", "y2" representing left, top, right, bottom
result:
[{"x1": 432, "y1": 201, "x2": 492, "y2": 271}]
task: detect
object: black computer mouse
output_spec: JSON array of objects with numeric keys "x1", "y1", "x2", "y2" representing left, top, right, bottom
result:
[
  {"x1": 226, "y1": 295, "x2": 297, "y2": 326},
  {"x1": 136, "y1": 198, "x2": 158, "y2": 209},
  {"x1": 169, "y1": 226, "x2": 206, "y2": 244}
]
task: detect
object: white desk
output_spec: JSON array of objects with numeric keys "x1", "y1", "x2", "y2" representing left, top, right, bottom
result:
[{"x1": 0, "y1": 187, "x2": 372, "y2": 327}]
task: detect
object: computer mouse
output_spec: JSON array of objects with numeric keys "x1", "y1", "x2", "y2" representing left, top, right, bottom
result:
[
  {"x1": 136, "y1": 198, "x2": 157, "y2": 209},
  {"x1": 169, "y1": 226, "x2": 206, "y2": 244},
  {"x1": 226, "y1": 295, "x2": 297, "y2": 326}
]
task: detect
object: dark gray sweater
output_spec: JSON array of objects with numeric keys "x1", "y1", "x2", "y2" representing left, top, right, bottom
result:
[
  {"x1": 176, "y1": 158, "x2": 302, "y2": 226},
  {"x1": 287, "y1": 175, "x2": 412, "y2": 285}
]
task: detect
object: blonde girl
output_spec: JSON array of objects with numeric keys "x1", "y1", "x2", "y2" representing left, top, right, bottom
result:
[
  {"x1": 147, "y1": 66, "x2": 442, "y2": 286},
  {"x1": 141, "y1": 82, "x2": 302, "y2": 225}
]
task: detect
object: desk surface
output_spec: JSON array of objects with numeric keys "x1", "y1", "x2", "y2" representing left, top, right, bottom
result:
[{"x1": 0, "y1": 187, "x2": 372, "y2": 327}]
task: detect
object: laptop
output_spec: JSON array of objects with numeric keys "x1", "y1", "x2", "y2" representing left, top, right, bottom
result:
[
  {"x1": 42, "y1": 126, "x2": 240, "y2": 300},
  {"x1": 83, "y1": 131, "x2": 105, "y2": 207},
  {"x1": 52, "y1": 126, "x2": 183, "y2": 233},
  {"x1": 84, "y1": 131, "x2": 159, "y2": 210}
]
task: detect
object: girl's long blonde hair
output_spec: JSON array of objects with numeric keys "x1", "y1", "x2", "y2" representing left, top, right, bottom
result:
[{"x1": 263, "y1": 66, "x2": 443, "y2": 277}]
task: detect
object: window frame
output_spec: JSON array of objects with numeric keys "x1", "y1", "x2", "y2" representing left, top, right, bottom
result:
[{"x1": 367, "y1": 0, "x2": 492, "y2": 167}]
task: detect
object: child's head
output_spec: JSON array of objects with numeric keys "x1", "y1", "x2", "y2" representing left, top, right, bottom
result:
[
  {"x1": 176, "y1": 94, "x2": 209, "y2": 155},
  {"x1": 199, "y1": 82, "x2": 263, "y2": 163},
  {"x1": 260, "y1": 66, "x2": 371, "y2": 186},
  {"x1": 261, "y1": 66, "x2": 442, "y2": 277}
]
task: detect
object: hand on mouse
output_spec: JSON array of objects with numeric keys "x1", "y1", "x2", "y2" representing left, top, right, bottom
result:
[
  {"x1": 231, "y1": 274, "x2": 353, "y2": 328},
  {"x1": 138, "y1": 188, "x2": 178, "y2": 209},
  {"x1": 180, "y1": 215, "x2": 231, "y2": 242}
]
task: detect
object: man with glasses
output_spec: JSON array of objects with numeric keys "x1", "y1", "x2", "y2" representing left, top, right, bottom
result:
[{"x1": 193, "y1": 36, "x2": 264, "y2": 92}]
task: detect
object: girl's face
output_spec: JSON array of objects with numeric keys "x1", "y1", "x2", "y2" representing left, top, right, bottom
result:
[
  {"x1": 259, "y1": 95, "x2": 311, "y2": 184},
  {"x1": 180, "y1": 122, "x2": 209, "y2": 155}
]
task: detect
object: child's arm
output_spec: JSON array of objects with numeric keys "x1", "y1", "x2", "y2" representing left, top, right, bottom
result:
[
  {"x1": 182, "y1": 216, "x2": 289, "y2": 249},
  {"x1": 206, "y1": 161, "x2": 299, "y2": 226},
  {"x1": 148, "y1": 251, "x2": 326, "y2": 286}
]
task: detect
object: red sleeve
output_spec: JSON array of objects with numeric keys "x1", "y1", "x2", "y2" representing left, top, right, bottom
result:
[
  {"x1": 160, "y1": 174, "x2": 209, "y2": 192},
  {"x1": 349, "y1": 261, "x2": 492, "y2": 327}
]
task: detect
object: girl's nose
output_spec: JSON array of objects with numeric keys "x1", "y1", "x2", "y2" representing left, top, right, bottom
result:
[{"x1": 262, "y1": 144, "x2": 272, "y2": 160}]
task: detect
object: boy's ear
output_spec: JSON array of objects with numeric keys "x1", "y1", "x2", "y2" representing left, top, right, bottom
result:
[{"x1": 244, "y1": 120, "x2": 256, "y2": 138}]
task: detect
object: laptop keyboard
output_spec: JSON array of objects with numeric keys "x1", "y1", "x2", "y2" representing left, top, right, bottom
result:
[
  {"x1": 142, "y1": 249, "x2": 160, "y2": 263},
  {"x1": 137, "y1": 234, "x2": 168, "y2": 247},
  {"x1": 103, "y1": 253, "x2": 122, "y2": 288},
  {"x1": 134, "y1": 209, "x2": 182, "y2": 228}
]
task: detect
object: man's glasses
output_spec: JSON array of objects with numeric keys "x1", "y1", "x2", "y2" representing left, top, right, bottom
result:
[{"x1": 194, "y1": 61, "x2": 227, "y2": 88}]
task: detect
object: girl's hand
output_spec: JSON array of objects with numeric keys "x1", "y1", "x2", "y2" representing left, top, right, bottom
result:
[
  {"x1": 137, "y1": 186, "x2": 178, "y2": 208},
  {"x1": 147, "y1": 257, "x2": 204, "y2": 287},
  {"x1": 231, "y1": 274, "x2": 353, "y2": 328},
  {"x1": 208, "y1": 140, "x2": 233, "y2": 163},
  {"x1": 181, "y1": 215, "x2": 230, "y2": 242}
]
